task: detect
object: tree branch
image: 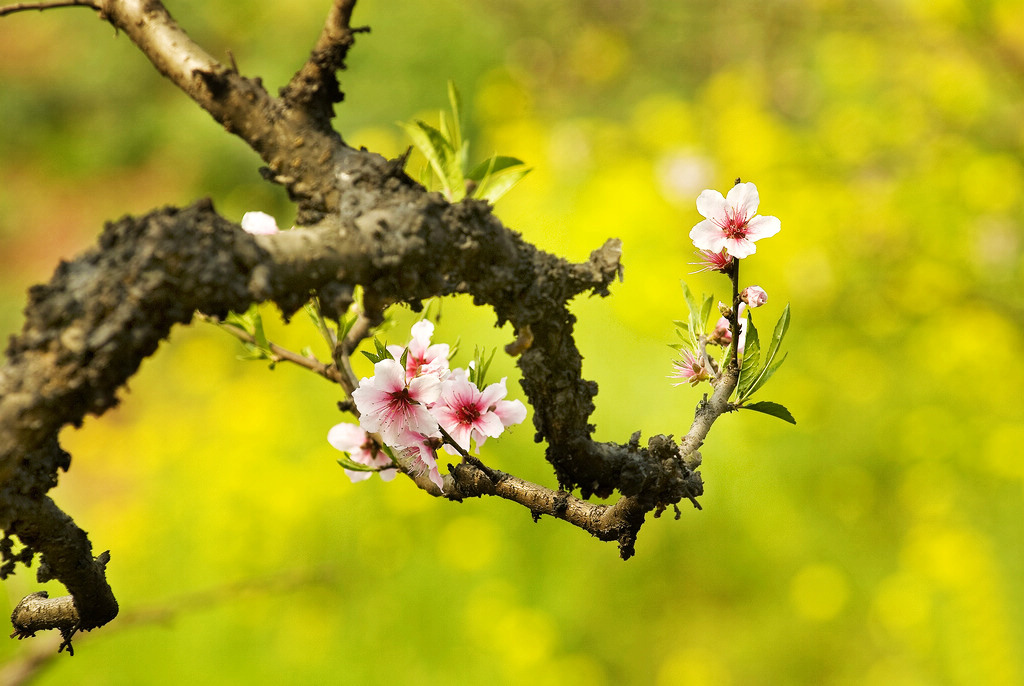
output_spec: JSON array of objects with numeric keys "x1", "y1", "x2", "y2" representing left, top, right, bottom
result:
[
  {"x1": 0, "y1": 0, "x2": 739, "y2": 646},
  {"x1": 279, "y1": 0, "x2": 364, "y2": 126}
]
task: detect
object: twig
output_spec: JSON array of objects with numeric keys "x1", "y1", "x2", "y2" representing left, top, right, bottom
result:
[
  {"x1": 1, "y1": 567, "x2": 339, "y2": 686},
  {"x1": 198, "y1": 314, "x2": 344, "y2": 384},
  {"x1": 0, "y1": 0, "x2": 96, "y2": 16}
]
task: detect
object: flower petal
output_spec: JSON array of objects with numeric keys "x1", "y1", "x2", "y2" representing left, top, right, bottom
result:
[
  {"x1": 493, "y1": 399, "x2": 527, "y2": 427},
  {"x1": 723, "y1": 237, "x2": 757, "y2": 259},
  {"x1": 344, "y1": 468, "x2": 374, "y2": 483},
  {"x1": 240, "y1": 211, "x2": 280, "y2": 235},
  {"x1": 695, "y1": 189, "x2": 728, "y2": 221},
  {"x1": 407, "y1": 373, "x2": 441, "y2": 405},
  {"x1": 327, "y1": 423, "x2": 366, "y2": 452},
  {"x1": 478, "y1": 378, "x2": 509, "y2": 408},
  {"x1": 689, "y1": 220, "x2": 727, "y2": 252},
  {"x1": 725, "y1": 182, "x2": 760, "y2": 221},
  {"x1": 743, "y1": 214, "x2": 781, "y2": 241}
]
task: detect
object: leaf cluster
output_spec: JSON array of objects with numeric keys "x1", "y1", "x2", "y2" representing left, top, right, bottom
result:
[{"x1": 399, "y1": 81, "x2": 531, "y2": 203}]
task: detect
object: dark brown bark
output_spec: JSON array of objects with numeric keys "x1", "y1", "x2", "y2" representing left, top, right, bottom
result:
[{"x1": 0, "y1": 0, "x2": 731, "y2": 648}]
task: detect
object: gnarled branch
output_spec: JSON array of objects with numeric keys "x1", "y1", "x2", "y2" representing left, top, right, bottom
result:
[{"x1": 0, "y1": 0, "x2": 735, "y2": 647}]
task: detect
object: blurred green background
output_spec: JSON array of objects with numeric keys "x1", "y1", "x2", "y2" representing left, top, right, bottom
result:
[{"x1": 2, "y1": 0, "x2": 1023, "y2": 684}]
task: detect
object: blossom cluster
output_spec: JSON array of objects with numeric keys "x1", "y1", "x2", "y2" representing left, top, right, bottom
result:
[
  {"x1": 329, "y1": 321, "x2": 527, "y2": 490},
  {"x1": 671, "y1": 182, "x2": 779, "y2": 387}
]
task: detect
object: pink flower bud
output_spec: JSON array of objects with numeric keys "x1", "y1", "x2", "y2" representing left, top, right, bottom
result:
[{"x1": 741, "y1": 286, "x2": 768, "y2": 308}]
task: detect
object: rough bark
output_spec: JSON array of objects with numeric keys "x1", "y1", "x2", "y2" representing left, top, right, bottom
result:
[{"x1": 0, "y1": 0, "x2": 731, "y2": 648}]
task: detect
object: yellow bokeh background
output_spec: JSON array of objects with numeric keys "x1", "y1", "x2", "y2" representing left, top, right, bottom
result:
[{"x1": 2, "y1": 0, "x2": 1023, "y2": 683}]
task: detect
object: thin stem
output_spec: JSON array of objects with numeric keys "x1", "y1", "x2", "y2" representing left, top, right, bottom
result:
[
  {"x1": 199, "y1": 315, "x2": 343, "y2": 384},
  {"x1": 0, "y1": 0, "x2": 96, "y2": 16},
  {"x1": 728, "y1": 258, "x2": 741, "y2": 371}
]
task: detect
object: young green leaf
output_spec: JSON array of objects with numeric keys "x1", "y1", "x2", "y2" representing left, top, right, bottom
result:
[
  {"x1": 680, "y1": 281, "x2": 700, "y2": 322},
  {"x1": 446, "y1": 80, "x2": 463, "y2": 156},
  {"x1": 761, "y1": 303, "x2": 790, "y2": 371},
  {"x1": 398, "y1": 120, "x2": 460, "y2": 200},
  {"x1": 469, "y1": 346, "x2": 497, "y2": 387},
  {"x1": 361, "y1": 337, "x2": 396, "y2": 365},
  {"x1": 471, "y1": 157, "x2": 532, "y2": 203},
  {"x1": 737, "y1": 304, "x2": 790, "y2": 402},
  {"x1": 740, "y1": 401, "x2": 796, "y2": 424},
  {"x1": 251, "y1": 307, "x2": 270, "y2": 352},
  {"x1": 700, "y1": 296, "x2": 714, "y2": 333},
  {"x1": 743, "y1": 352, "x2": 788, "y2": 399},
  {"x1": 337, "y1": 457, "x2": 378, "y2": 472},
  {"x1": 337, "y1": 311, "x2": 356, "y2": 343},
  {"x1": 735, "y1": 313, "x2": 760, "y2": 399}
]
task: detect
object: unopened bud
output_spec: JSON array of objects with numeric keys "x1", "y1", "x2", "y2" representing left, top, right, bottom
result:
[{"x1": 740, "y1": 286, "x2": 768, "y2": 308}]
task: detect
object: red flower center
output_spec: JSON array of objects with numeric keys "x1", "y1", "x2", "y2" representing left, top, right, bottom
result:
[
  {"x1": 390, "y1": 388, "x2": 415, "y2": 406},
  {"x1": 720, "y1": 210, "x2": 749, "y2": 239}
]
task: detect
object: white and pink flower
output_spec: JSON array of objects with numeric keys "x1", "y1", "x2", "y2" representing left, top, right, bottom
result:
[
  {"x1": 352, "y1": 358, "x2": 440, "y2": 446},
  {"x1": 327, "y1": 423, "x2": 397, "y2": 483},
  {"x1": 689, "y1": 182, "x2": 780, "y2": 259},
  {"x1": 387, "y1": 320, "x2": 451, "y2": 382},
  {"x1": 335, "y1": 322, "x2": 528, "y2": 490},
  {"x1": 432, "y1": 371, "x2": 527, "y2": 454}
]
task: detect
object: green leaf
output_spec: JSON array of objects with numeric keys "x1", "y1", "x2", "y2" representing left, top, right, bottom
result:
[
  {"x1": 761, "y1": 303, "x2": 791, "y2": 373},
  {"x1": 740, "y1": 401, "x2": 796, "y2": 425},
  {"x1": 361, "y1": 337, "x2": 396, "y2": 365},
  {"x1": 680, "y1": 281, "x2": 700, "y2": 322},
  {"x1": 744, "y1": 352, "x2": 788, "y2": 399},
  {"x1": 472, "y1": 162, "x2": 531, "y2": 203},
  {"x1": 446, "y1": 80, "x2": 463, "y2": 155},
  {"x1": 736, "y1": 313, "x2": 760, "y2": 399},
  {"x1": 337, "y1": 457, "x2": 378, "y2": 472},
  {"x1": 398, "y1": 120, "x2": 460, "y2": 199},
  {"x1": 251, "y1": 307, "x2": 270, "y2": 351},
  {"x1": 223, "y1": 304, "x2": 260, "y2": 336},
  {"x1": 700, "y1": 296, "x2": 714, "y2": 333},
  {"x1": 469, "y1": 346, "x2": 497, "y2": 387},
  {"x1": 467, "y1": 155, "x2": 525, "y2": 180},
  {"x1": 679, "y1": 281, "x2": 708, "y2": 350},
  {"x1": 337, "y1": 311, "x2": 356, "y2": 342},
  {"x1": 737, "y1": 305, "x2": 790, "y2": 402}
]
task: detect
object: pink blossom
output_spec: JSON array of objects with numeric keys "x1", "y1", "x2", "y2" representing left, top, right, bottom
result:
[
  {"x1": 433, "y1": 372, "x2": 527, "y2": 454},
  {"x1": 690, "y1": 248, "x2": 734, "y2": 274},
  {"x1": 689, "y1": 182, "x2": 780, "y2": 259},
  {"x1": 352, "y1": 358, "x2": 440, "y2": 445},
  {"x1": 740, "y1": 285, "x2": 768, "y2": 308},
  {"x1": 395, "y1": 430, "x2": 444, "y2": 490},
  {"x1": 387, "y1": 320, "x2": 451, "y2": 382},
  {"x1": 240, "y1": 211, "x2": 281, "y2": 235},
  {"x1": 327, "y1": 423, "x2": 397, "y2": 483},
  {"x1": 670, "y1": 350, "x2": 711, "y2": 387},
  {"x1": 712, "y1": 303, "x2": 747, "y2": 353}
]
